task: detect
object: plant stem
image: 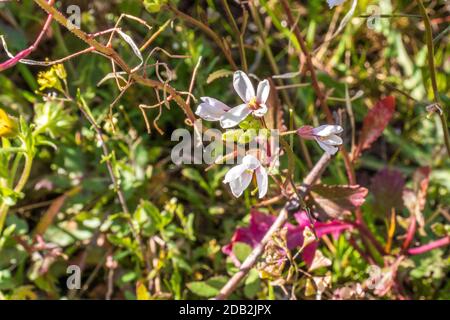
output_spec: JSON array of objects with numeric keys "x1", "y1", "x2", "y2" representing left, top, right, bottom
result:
[
  {"x1": 407, "y1": 236, "x2": 450, "y2": 255},
  {"x1": 416, "y1": 0, "x2": 450, "y2": 157},
  {"x1": 222, "y1": 0, "x2": 248, "y2": 72},
  {"x1": 76, "y1": 98, "x2": 152, "y2": 275},
  {"x1": 214, "y1": 152, "x2": 331, "y2": 300},
  {"x1": 249, "y1": 3, "x2": 313, "y2": 169},
  {"x1": 0, "y1": 153, "x2": 33, "y2": 234},
  {"x1": 279, "y1": 0, "x2": 333, "y2": 123},
  {"x1": 167, "y1": 3, "x2": 238, "y2": 70}
]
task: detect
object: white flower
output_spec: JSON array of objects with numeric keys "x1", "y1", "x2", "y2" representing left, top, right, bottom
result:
[
  {"x1": 327, "y1": 0, "x2": 347, "y2": 8},
  {"x1": 298, "y1": 125, "x2": 343, "y2": 155},
  {"x1": 195, "y1": 97, "x2": 231, "y2": 121},
  {"x1": 223, "y1": 154, "x2": 268, "y2": 198},
  {"x1": 220, "y1": 71, "x2": 270, "y2": 128},
  {"x1": 312, "y1": 125, "x2": 343, "y2": 155}
]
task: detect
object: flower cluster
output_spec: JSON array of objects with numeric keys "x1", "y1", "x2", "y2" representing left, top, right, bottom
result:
[{"x1": 196, "y1": 71, "x2": 343, "y2": 199}]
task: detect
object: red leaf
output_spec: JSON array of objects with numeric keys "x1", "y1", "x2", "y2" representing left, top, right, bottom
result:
[
  {"x1": 353, "y1": 96, "x2": 396, "y2": 160},
  {"x1": 308, "y1": 184, "x2": 368, "y2": 219}
]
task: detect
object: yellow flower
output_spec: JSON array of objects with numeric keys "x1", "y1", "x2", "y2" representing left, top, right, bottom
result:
[
  {"x1": 53, "y1": 64, "x2": 67, "y2": 80},
  {"x1": 37, "y1": 64, "x2": 66, "y2": 92},
  {"x1": 0, "y1": 108, "x2": 18, "y2": 138}
]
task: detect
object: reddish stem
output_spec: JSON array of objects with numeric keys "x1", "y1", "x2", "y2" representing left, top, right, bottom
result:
[
  {"x1": 0, "y1": 0, "x2": 55, "y2": 72},
  {"x1": 402, "y1": 216, "x2": 417, "y2": 251},
  {"x1": 352, "y1": 222, "x2": 385, "y2": 256},
  {"x1": 407, "y1": 236, "x2": 450, "y2": 255}
]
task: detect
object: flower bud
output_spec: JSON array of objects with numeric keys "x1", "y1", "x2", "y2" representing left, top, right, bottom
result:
[{"x1": 296, "y1": 125, "x2": 315, "y2": 139}]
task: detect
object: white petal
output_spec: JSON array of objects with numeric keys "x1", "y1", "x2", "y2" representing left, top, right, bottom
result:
[
  {"x1": 255, "y1": 166, "x2": 268, "y2": 198},
  {"x1": 242, "y1": 154, "x2": 260, "y2": 170},
  {"x1": 256, "y1": 79, "x2": 270, "y2": 104},
  {"x1": 327, "y1": 0, "x2": 347, "y2": 8},
  {"x1": 229, "y1": 171, "x2": 253, "y2": 198},
  {"x1": 220, "y1": 104, "x2": 252, "y2": 128},
  {"x1": 200, "y1": 97, "x2": 231, "y2": 112},
  {"x1": 223, "y1": 163, "x2": 247, "y2": 183},
  {"x1": 316, "y1": 138, "x2": 339, "y2": 155},
  {"x1": 233, "y1": 70, "x2": 255, "y2": 103},
  {"x1": 196, "y1": 97, "x2": 231, "y2": 121},
  {"x1": 312, "y1": 125, "x2": 343, "y2": 137},
  {"x1": 252, "y1": 104, "x2": 267, "y2": 117},
  {"x1": 321, "y1": 134, "x2": 343, "y2": 146}
]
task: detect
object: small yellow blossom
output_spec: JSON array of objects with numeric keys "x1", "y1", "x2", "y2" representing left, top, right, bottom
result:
[{"x1": 37, "y1": 64, "x2": 67, "y2": 92}]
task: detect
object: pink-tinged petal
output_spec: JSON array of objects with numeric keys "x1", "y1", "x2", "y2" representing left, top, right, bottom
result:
[
  {"x1": 223, "y1": 163, "x2": 247, "y2": 183},
  {"x1": 255, "y1": 166, "x2": 268, "y2": 198},
  {"x1": 196, "y1": 97, "x2": 230, "y2": 121},
  {"x1": 252, "y1": 104, "x2": 268, "y2": 117},
  {"x1": 233, "y1": 70, "x2": 255, "y2": 103},
  {"x1": 220, "y1": 103, "x2": 252, "y2": 128},
  {"x1": 312, "y1": 125, "x2": 343, "y2": 137},
  {"x1": 256, "y1": 79, "x2": 270, "y2": 104}
]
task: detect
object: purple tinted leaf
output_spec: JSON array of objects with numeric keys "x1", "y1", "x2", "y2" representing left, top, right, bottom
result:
[{"x1": 370, "y1": 168, "x2": 405, "y2": 216}]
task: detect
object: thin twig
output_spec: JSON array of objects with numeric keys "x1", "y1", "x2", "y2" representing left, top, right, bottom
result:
[{"x1": 279, "y1": 0, "x2": 333, "y2": 123}]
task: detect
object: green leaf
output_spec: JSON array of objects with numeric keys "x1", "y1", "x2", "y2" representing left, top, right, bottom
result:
[
  {"x1": 187, "y1": 276, "x2": 228, "y2": 298},
  {"x1": 232, "y1": 242, "x2": 252, "y2": 263},
  {"x1": 244, "y1": 269, "x2": 260, "y2": 299}
]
